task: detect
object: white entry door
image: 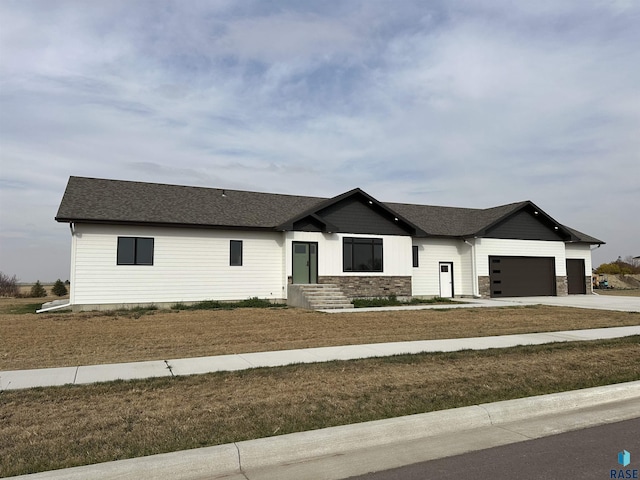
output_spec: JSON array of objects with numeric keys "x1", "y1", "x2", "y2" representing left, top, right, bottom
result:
[{"x1": 439, "y1": 262, "x2": 453, "y2": 298}]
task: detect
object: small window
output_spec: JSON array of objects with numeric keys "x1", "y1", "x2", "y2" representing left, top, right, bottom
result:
[
  {"x1": 343, "y1": 237, "x2": 383, "y2": 272},
  {"x1": 412, "y1": 246, "x2": 419, "y2": 268},
  {"x1": 230, "y1": 240, "x2": 243, "y2": 266},
  {"x1": 117, "y1": 237, "x2": 154, "y2": 265},
  {"x1": 441, "y1": 265, "x2": 448, "y2": 273}
]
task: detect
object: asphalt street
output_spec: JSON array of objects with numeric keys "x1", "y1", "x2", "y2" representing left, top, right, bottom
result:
[{"x1": 347, "y1": 417, "x2": 640, "y2": 480}]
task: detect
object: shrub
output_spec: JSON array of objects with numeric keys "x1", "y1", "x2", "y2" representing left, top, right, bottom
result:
[
  {"x1": 51, "y1": 279, "x2": 68, "y2": 297},
  {"x1": 0, "y1": 272, "x2": 19, "y2": 297},
  {"x1": 171, "y1": 298, "x2": 285, "y2": 310},
  {"x1": 29, "y1": 281, "x2": 47, "y2": 298},
  {"x1": 352, "y1": 295, "x2": 455, "y2": 308},
  {"x1": 595, "y1": 260, "x2": 640, "y2": 275}
]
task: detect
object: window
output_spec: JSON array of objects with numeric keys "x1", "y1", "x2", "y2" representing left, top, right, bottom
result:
[
  {"x1": 117, "y1": 237, "x2": 154, "y2": 265},
  {"x1": 412, "y1": 245, "x2": 419, "y2": 267},
  {"x1": 230, "y1": 240, "x2": 243, "y2": 266},
  {"x1": 343, "y1": 237, "x2": 383, "y2": 272}
]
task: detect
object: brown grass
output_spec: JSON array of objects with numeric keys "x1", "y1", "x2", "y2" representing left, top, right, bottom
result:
[
  {"x1": 1, "y1": 337, "x2": 638, "y2": 477},
  {"x1": 596, "y1": 289, "x2": 640, "y2": 297},
  {"x1": 1, "y1": 299, "x2": 639, "y2": 370}
]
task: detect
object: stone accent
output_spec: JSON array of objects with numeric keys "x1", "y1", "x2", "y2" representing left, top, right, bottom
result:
[
  {"x1": 585, "y1": 276, "x2": 592, "y2": 294},
  {"x1": 478, "y1": 276, "x2": 491, "y2": 298},
  {"x1": 319, "y1": 276, "x2": 411, "y2": 298},
  {"x1": 556, "y1": 276, "x2": 568, "y2": 296}
]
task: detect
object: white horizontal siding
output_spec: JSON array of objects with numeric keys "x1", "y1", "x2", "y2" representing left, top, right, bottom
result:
[
  {"x1": 412, "y1": 239, "x2": 473, "y2": 296},
  {"x1": 72, "y1": 224, "x2": 285, "y2": 305},
  {"x1": 285, "y1": 232, "x2": 413, "y2": 277},
  {"x1": 475, "y1": 238, "x2": 567, "y2": 276},
  {"x1": 565, "y1": 244, "x2": 593, "y2": 275}
]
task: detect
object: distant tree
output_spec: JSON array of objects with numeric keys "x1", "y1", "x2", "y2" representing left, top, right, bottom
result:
[
  {"x1": 595, "y1": 258, "x2": 640, "y2": 275},
  {"x1": 52, "y1": 279, "x2": 68, "y2": 297},
  {"x1": 0, "y1": 272, "x2": 19, "y2": 297},
  {"x1": 30, "y1": 280, "x2": 47, "y2": 298}
]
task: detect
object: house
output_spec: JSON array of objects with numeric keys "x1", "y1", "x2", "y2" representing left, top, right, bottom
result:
[{"x1": 55, "y1": 176, "x2": 604, "y2": 310}]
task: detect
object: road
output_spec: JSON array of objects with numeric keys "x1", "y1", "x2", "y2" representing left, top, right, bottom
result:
[{"x1": 347, "y1": 417, "x2": 640, "y2": 480}]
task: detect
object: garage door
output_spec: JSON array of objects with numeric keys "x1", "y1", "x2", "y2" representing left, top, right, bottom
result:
[
  {"x1": 489, "y1": 256, "x2": 556, "y2": 297},
  {"x1": 566, "y1": 259, "x2": 586, "y2": 294}
]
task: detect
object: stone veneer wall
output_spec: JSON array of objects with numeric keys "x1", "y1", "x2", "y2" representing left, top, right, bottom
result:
[
  {"x1": 556, "y1": 276, "x2": 568, "y2": 296},
  {"x1": 478, "y1": 276, "x2": 490, "y2": 298},
  {"x1": 319, "y1": 276, "x2": 412, "y2": 298},
  {"x1": 585, "y1": 276, "x2": 592, "y2": 294}
]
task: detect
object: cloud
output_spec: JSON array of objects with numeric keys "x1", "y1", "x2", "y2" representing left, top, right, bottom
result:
[{"x1": 0, "y1": 0, "x2": 639, "y2": 279}]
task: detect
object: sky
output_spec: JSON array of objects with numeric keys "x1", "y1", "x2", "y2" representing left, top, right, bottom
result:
[{"x1": 1, "y1": 0, "x2": 639, "y2": 282}]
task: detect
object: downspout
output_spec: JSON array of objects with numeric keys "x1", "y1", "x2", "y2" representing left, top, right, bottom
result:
[
  {"x1": 36, "y1": 302, "x2": 72, "y2": 314},
  {"x1": 69, "y1": 222, "x2": 76, "y2": 307},
  {"x1": 37, "y1": 222, "x2": 77, "y2": 312},
  {"x1": 464, "y1": 238, "x2": 480, "y2": 298}
]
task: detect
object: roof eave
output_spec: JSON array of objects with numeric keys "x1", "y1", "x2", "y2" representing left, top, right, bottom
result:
[{"x1": 56, "y1": 218, "x2": 278, "y2": 232}]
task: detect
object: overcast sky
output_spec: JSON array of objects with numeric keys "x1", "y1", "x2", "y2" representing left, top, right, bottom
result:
[{"x1": 1, "y1": 0, "x2": 639, "y2": 282}]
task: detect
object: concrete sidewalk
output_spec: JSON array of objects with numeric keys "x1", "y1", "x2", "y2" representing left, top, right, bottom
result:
[
  {"x1": 2, "y1": 325, "x2": 639, "y2": 390},
  {"x1": 13, "y1": 381, "x2": 640, "y2": 480}
]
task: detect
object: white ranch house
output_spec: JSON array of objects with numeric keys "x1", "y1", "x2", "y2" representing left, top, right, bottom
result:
[{"x1": 55, "y1": 177, "x2": 604, "y2": 310}]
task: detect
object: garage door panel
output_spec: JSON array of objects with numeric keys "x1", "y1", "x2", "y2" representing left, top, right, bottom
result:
[{"x1": 489, "y1": 256, "x2": 556, "y2": 297}]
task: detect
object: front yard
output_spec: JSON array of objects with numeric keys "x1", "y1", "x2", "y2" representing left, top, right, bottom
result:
[
  {"x1": 1, "y1": 299, "x2": 639, "y2": 370},
  {"x1": 1, "y1": 298, "x2": 639, "y2": 477}
]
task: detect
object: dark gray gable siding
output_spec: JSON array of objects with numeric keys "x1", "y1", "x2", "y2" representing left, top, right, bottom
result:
[
  {"x1": 484, "y1": 210, "x2": 566, "y2": 241},
  {"x1": 292, "y1": 217, "x2": 324, "y2": 232},
  {"x1": 314, "y1": 196, "x2": 411, "y2": 235}
]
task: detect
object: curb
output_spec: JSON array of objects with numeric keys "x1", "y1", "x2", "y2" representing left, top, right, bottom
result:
[{"x1": 13, "y1": 380, "x2": 640, "y2": 479}]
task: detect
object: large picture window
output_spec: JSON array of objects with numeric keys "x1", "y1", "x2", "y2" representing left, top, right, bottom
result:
[
  {"x1": 343, "y1": 237, "x2": 383, "y2": 272},
  {"x1": 117, "y1": 237, "x2": 154, "y2": 265}
]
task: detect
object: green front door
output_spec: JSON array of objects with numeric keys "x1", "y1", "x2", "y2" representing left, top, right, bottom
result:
[{"x1": 292, "y1": 242, "x2": 318, "y2": 284}]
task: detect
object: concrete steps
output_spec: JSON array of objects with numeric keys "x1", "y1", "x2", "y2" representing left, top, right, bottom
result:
[{"x1": 287, "y1": 284, "x2": 354, "y2": 310}]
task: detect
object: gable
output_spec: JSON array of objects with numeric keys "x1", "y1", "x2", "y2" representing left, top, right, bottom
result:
[
  {"x1": 484, "y1": 209, "x2": 567, "y2": 241},
  {"x1": 313, "y1": 196, "x2": 411, "y2": 235},
  {"x1": 279, "y1": 188, "x2": 426, "y2": 236}
]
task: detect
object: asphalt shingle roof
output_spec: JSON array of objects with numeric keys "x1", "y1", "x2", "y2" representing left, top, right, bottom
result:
[
  {"x1": 56, "y1": 176, "x2": 603, "y2": 243},
  {"x1": 56, "y1": 177, "x2": 325, "y2": 229}
]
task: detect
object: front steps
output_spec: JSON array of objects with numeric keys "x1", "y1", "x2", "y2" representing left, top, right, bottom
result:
[{"x1": 287, "y1": 284, "x2": 354, "y2": 310}]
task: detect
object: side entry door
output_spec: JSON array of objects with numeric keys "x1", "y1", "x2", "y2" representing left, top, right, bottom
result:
[{"x1": 439, "y1": 262, "x2": 454, "y2": 298}]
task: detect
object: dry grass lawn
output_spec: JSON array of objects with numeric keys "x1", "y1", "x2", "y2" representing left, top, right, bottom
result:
[
  {"x1": 596, "y1": 289, "x2": 640, "y2": 297},
  {"x1": 1, "y1": 337, "x2": 639, "y2": 477},
  {"x1": 1, "y1": 298, "x2": 639, "y2": 370}
]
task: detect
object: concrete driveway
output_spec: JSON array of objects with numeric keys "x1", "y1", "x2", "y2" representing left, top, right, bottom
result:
[{"x1": 483, "y1": 294, "x2": 640, "y2": 312}]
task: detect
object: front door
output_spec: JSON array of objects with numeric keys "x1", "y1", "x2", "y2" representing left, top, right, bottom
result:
[
  {"x1": 439, "y1": 262, "x2": 454, "y2": 298},
  {"x1": 292, "y1": 242, "x2": 318, "y2": 284}
]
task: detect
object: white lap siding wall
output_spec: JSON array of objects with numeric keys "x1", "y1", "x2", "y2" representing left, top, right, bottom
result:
[
  {"x1": 565, "y1": 244, "x2": 593, "y2": 273},
  {"x1": 411, "y1": 239, "x2": 473, "y2": 297},
  {"x1": 70, "y1": 224, "x2": 285, "y2": 307}
]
